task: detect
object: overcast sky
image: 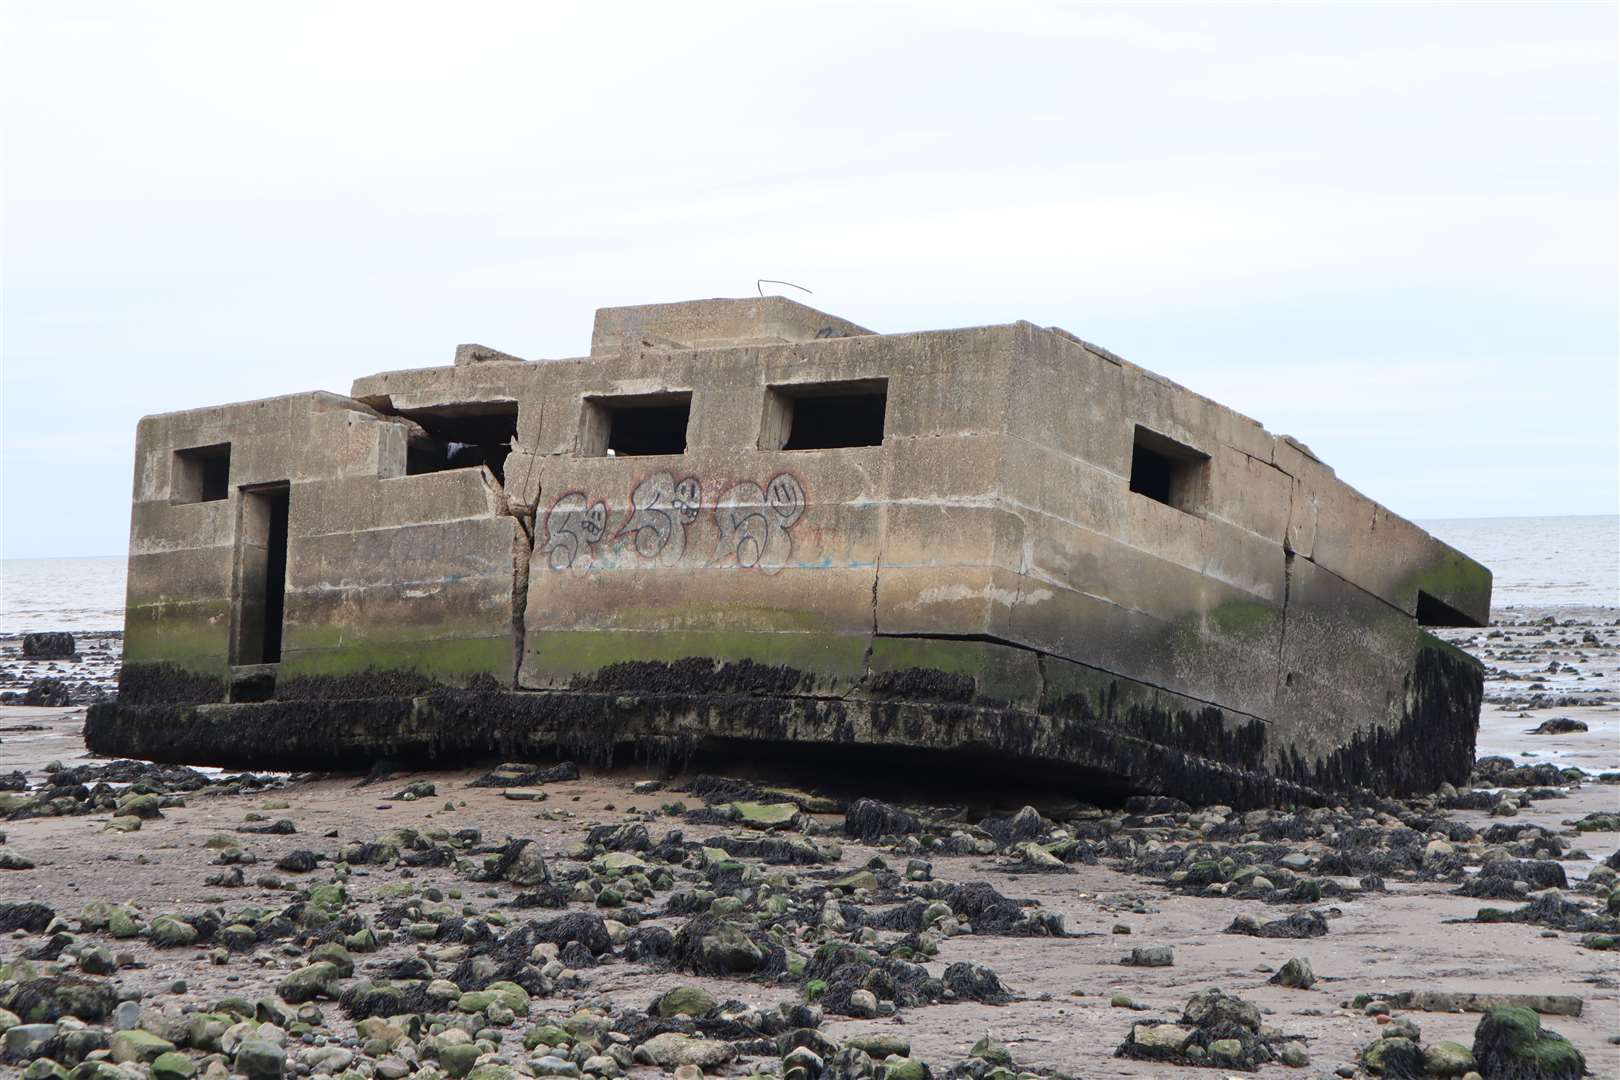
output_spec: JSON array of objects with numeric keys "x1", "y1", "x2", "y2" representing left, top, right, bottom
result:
[{"x1": 2, "y1": 1, "x2": 1615, "y2": 559}]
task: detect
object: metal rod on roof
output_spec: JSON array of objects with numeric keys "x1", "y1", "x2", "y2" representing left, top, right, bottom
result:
[{"x1": 756, "y1": 279, "x2": 813, "y2": 297}]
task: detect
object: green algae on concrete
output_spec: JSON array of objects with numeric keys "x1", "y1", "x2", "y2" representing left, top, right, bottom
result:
[
  {"x1": 866, "y1": 636, "x2": 1041, "y2": 707},
  {"x1": 280, "y1": 635, "x2": 514, "y2": 689}
]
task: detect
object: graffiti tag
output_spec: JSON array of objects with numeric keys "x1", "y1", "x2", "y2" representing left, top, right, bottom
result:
[
  {"x1": 541, "y1": 492, "x2": 608, "y2": 571},
  {"x1": 541, "y1": 470, "x2": 807, "y2": 575},
  {"x1": 712, "y1": 473, "x2": 805, "y2": 573}
]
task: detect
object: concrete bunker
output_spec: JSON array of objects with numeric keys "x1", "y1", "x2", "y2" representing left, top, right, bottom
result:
[{"x1": 89, "y1": 297, "x2": 1493, "y2": 807}]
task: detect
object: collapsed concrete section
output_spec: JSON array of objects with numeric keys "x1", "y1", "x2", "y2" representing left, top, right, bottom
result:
[{"x1": 88, "y1": 297, "x2": 1492, "y2": 806}]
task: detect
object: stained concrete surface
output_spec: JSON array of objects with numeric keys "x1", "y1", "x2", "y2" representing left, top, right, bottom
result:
[{"x1": 110, "y1": 300, "x2": 1493, "y2": 802}]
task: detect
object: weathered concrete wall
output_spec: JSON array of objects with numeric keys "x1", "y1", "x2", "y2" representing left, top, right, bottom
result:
[
  {"x1": 105, "y1": 296, "x2": 1491, "y2": 801},
  {"x1": 120, "y1": 391, "x2": 518, "y2": 704},
  {"x1": 516, "y1": 325, "x2": 1014, "y2": 694}
]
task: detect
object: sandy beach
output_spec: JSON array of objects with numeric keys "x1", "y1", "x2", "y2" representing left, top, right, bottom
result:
[{"x1": 0, "y1": 608, "x2": 1615, "y2": 1079}]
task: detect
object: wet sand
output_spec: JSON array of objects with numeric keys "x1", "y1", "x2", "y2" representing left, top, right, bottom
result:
[{"x1": 0, "y1": 608, "x2": 1615, "y2": 1078}]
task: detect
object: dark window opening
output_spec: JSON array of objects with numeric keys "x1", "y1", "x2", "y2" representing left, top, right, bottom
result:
[
  {"x1": 172, "y1": 443, "x2": 231, "y2": 504},
  {"x1": 399, "y1": 402, "x2": 519, "y2": 483},
  {"x1": 1416, "y1": 589, "x2": 1477, "y2": 628},
  {"x1": 1128, "y1": 425, "x2": 1209, "y2": 515},
  {"x1": 234, "y1": 484, "x2": 289, "y2": 666},
  {"x1": 580, "y1": 393, "x2": 691, "y2": 456},
  {"x1": 763, "y1": 379, "x2": 888, "y2": 451}
]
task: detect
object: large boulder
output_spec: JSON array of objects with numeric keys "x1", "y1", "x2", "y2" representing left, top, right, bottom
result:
[
  {"x1": 3, "y1": 977, "x2": 120, "y2": 1023},
  {"x1": 1423, "y1": 1040, "x2": 1477, "y2": 1077},
  {"x1": 1128, "y1": 1023, "x2": 1195, "y2": 1058}
]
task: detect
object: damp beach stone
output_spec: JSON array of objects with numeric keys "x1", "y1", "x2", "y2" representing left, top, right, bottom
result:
[
  {"x1": 634, "y1": 1031, "x2": 735, "y2": 1067},
  {"x1": 1362, "y1": 1035, "x2": 1424, "y2": 1076},
  {"x1": 1269, "y1": 956, "x2": 1316, "y2": 988},
  {"x1": 107, "y1": 1028, "x2": 175, "y2": 1064},
  {"x1": 276, "y1": 962, "x2": 340, "y2": 1004},
  {"x1": 23, "y1": 678, "x2": 71, "y2": 707},
  {"x1": 148, "y1": 915, "x2": 198, "y2": 948},
  {"x1": 499, "y1": 839, "x2": 551, "y2": 886},
  {"x1": 728, "y1": 800, "x2": 800, "y2": 829},
  {"x1": 1128, "y1": 1023, "x2": 1195, "y2": 1058},
  {"x1": 234, "y1": 1037, "x2": 287, "y2": 1079},
  {"x1": 1123, "y1": 944, "x2": 1173, "y2": 967},
  {"x1": 655, "y1": 986, "x2": 718, "y2": 1017},
  {"x1": 1423, "y1": 1040, "x2": 1477, "y2": 1077},
  {"x1": 1529, "y1": 717, "x2": 1587, "y2": 734},
  {"x1": 150, "y1": 1050, "x2": 197, "y2": 1080}
]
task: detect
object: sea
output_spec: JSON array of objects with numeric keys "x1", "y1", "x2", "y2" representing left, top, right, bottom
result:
[{"x1": 0, "y1": 514, "x2": 1615, "y2": 635}]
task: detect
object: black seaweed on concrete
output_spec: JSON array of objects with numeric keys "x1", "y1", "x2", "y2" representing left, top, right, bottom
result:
[
  {"x1": 277, "y1": 669, "x2": 445, "y2": 701},
  {"x1": 88, "y1": 643, "x2": 1481, "y2": 808},
  {"x1": 1281, "y1": 643, "x2": 1481, "y2": 796},
  {"x1": 116, "y1": 662, "x2": 227, "y2": 706},
  {"x1": 866, "y1": 667, "x2": 977, "y2": 703},
  {"x1": 571, "y1": 658, "x2": 809, "y2": 696}
]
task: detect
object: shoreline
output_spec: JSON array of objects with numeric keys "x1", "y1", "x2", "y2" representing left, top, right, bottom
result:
[{"x1": 0, "y1": 607, "x2": 1614, "y2": 1076}]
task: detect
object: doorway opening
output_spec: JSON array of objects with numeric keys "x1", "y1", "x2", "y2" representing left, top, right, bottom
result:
[{"x1": 234, "y1": 483, "x2": 290, "y2": 665}]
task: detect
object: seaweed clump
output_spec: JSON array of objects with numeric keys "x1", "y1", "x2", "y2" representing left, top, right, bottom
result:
[
  {"x1": 844, "y1": 798, "x2": 920, "y2": 841},
  {"x1": 1471, "y1": 1006, "x2": 1585, "y2": 1080},
  {"x1": 1116, "y1": 988, "x2": 1287, "y2": 1072},
  {"x1": 1223, "y1": 909, "x2": 1328, "y2": 939},
  {"x1": 0, "y1": 976, "x2": 120, "y2": 1024},
  {"x1": 0, "y1": 902, "x2": 54, "y2": 934},
  {"x1": 1475, "y1": 892, "x2": 1619, "y2": 934}
]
